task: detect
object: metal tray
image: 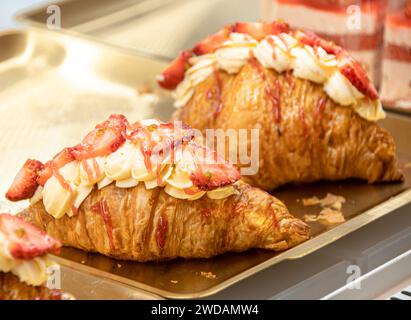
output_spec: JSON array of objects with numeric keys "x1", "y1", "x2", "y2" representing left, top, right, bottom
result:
[
  {"x1": 1, "y1": 27, "x2": 411, "y2": 299},
  {"x1": 17, "y1": 0, "x2": 411, "y2": 116},
  {"x1": 16, "y1": 0, "x2": 261, "y2": 59}
]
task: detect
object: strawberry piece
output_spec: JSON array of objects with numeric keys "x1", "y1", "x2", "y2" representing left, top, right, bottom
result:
[
  {"x1": 339, "y1": 56, "x2": 379, "y2": 99},
  {"x1": 295, "y1": 30, "x2": 378, "y2": 99},
  {"x1": 193, "y1": 25, "x2": 234, "y2": 55},
  {"x1": 187, "y1": 144, "x2": 240, "y2": 191},
  {"x1": 6, "y1": 160, "x2": 44, "y2": 201},
  {"x1": 37, "y1": 148, "x2": 75, "y2": 186},
  {"x1": 295, "y1": 30, "x2": 344, "y2": 56},
  {"x1": 234, "y1": 21, "x2": 290, "y2": 41},
  {"x1": 72, "y1": 115, "x2": 127, "y2": 160},
  {"x1": 130, "y1": 121, "x2": 194, "y2": 161},
  {"x1": 0, "y1": 214, "x2": 61, "y2": 260},
  {"x1": 96, "y1": 114, "x2": 129, "y2": 133},
  {"x1": 157, "y1": 50, "x2": 193, "y2": 90}
]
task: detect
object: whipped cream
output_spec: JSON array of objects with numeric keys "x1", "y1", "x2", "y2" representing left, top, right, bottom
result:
[
  {"x1": 0, "y1": 232, "x2": 56, "y2": 286},
  {"x1": 35, "y1": 120, "x2": 238, "y2": 219},
  {"x1": 173, "y1": 32, "x2": 385, "y2": 121}
]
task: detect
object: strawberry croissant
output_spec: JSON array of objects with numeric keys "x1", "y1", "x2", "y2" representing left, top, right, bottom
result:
[
  {"x1": 8, "y1": 115, "x2": 309, "y2": 261},
  {"x1": 0, "y1": 213, "x2": 66, "y2": 300},
  {"x1": 159, "y1": 21, "x2": 403, "y2": 191}
]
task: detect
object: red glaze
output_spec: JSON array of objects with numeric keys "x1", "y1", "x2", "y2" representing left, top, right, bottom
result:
[
  {"x1": 211, "y1": 68, "x2": 223, "y2": 117},
  {"x1": 193, "y1": 25, "x2": 234, "y2": 55},
  {"x1": 234, "y1": 21, "x2": 290, "y2": 41},
  {"x1": 249, "y1": 53, "x2": 282, "y2": 123},
  {"x1": 188, "y1": 144, "x2": 240, "y2": 191},
  {"x1": 37, "y1": 148, "x2": 75, "y2": 186},
  {"x1": 130, "y1": 121, "x2": 194, "y2": 175},
  {"x1": 91, "y1": 199, "x2": 115, "y2": 252},
  {"x1": 295, "y1": 30, "x2": 344, "y2": 56},
  {"x1": 72, "y1": 115, "x2": 127, "y2": 161},
  {"x1": 157, "y1": 50, "x2": 193, "y2": 90},
  {"x1": 315, "y1": 96, "x2": 327, "y2": 120},
  {"x1": 0, "y1": 213, "x2": 61, "y2": 260},
  {"x1": 201, "y1": 208, "x2": 212, "y2": 219},
  {"x1": 6, "y1": 159, "x2": 44, "y2": 202},
  {"x1": 155, "y1": 213, "x2": 168, "y2": 250}
]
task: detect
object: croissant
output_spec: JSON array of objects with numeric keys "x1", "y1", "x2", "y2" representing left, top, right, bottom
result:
[
  {"x1": 0, "y1": 213, "x2": 65, "y2": 300},
  {"x1": 0, "y1": 272, "x2": 63, "y2": 300},
  {"x1": 158, "y1": 21, "x2": 404, "y2": 191},
  {"x1": 7, "y1": 115, "x2": 309, "y2": 262},
  {"x1": 23, "y1": 181, "x2": 309, "y2": 261}
]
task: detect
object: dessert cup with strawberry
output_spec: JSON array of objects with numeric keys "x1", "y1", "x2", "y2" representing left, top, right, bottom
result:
[
  {"x1": 266, "y1": 0, "x2": 387, "y2": 87},
  {"x1": 380, "y1": 0, "x2": 411, "y2": 110},
  {"x1": 157, "y1": 20, "x2": 403, "y2": 191}
]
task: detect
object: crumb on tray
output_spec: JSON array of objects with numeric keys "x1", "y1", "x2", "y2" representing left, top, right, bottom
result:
[
  {"x1": 302, "y1": 193, "x2": 346, "y2": 227},
  {"x1": 302, "y1": 193, "x2": 346, "y2": 210},
  {"x1": 170, "y1": 280, "x2": 178, "y2": 284},
  {"x1": 200, "y1": 271, "x2": 217, "y2": 280}
]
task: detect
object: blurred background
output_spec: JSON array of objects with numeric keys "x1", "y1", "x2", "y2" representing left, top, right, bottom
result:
[{"x1": 0, "y1": 1, "x2": 46, "y2": 29}]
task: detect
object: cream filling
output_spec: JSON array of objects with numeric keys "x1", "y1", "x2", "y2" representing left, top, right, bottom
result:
[
  {"x1": 173, "y1": 32, "x2": 385, "y2": 121},
  {"x1": 35, "y1": 124, "x2": 238, "y2": 219},
  {"x1": 0, "y1": 232, "x2": 57, "y2": 287}
]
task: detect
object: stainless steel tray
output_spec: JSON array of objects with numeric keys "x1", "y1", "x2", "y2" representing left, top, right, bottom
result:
[{"x1": 1, "y1": 27, "x2": 411, "y2": 299}]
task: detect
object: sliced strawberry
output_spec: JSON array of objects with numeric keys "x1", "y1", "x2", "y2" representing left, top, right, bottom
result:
[
  {"x1": 96, "y1": 114, "x2": 129, "y2": 134},
  {"x1": 339, "y1": 56, "x2": 379, "y2": 99},
  {"x1": 193, "y1": 25, "x2": 233, "y2": 55},
  {"x1": 187, "y1": 143, "x2": 240, "y2": 191},
  {"x1": 295, "y1": 30, "x2": 344, "y2": 56},
  {"x1": 0, "y1": 214, "x2": 61, "y2": 260},
  {"x1": 37, "y1": 148, "x2": 75, "y2": 186},
  {"x1": 6, "y1": 159, "x2": 44, "y2": 201},
  {"x1": 157, "y1": 50, "x2": 193, "y2": 90},
  {"x1": 72, "y1": 115, "x2": 127, "y2": 160},
  {"x1": 130, "y1": 121, "x2": 194, "y2": 161},
  {"x1": 234, "y1": 21, "x2": 290, "y2": 41}
]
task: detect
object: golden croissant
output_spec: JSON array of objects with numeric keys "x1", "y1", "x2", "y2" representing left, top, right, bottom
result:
[
  {"x1": 158, "y1": 21, "x2": 403, "y2": 191},
  {"x1": 6, "y1": 115, "x2": 310, "y2": 262}
]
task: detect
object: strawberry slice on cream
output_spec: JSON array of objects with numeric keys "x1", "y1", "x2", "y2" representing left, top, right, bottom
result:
[{"x1": 0, "y1": 214, "x2": 61, "y2": 287}]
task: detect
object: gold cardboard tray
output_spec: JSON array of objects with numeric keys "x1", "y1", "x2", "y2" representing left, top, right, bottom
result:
[
  {"x1": 1, "y1": 27, "x2": 411, "y2": 299},
  {"x1": 16, "y1": 0, "x2": 261, "y2": 59}
]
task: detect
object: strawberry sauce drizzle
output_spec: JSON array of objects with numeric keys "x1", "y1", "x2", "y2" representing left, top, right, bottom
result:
[
  {"x1": 91, "y1": 199, "x2": 115, "y2": 252},
  {"x1": 155, "y1": 214, "x2": 168, "y2": 250},
  {"x1": 315, "y1": 97, "x2": 327, "y2": 120},
  {"x1": 81, "y1": 160, "x2": 94, "y2": 182},
  {"x1": 249, "y1": 52, "x2": 282, "y2": 123},
  {"x1": 211, "y1": 68, "x2": 223, "y2": 118},
  {"x1": 52, "y1": 168, "x2": 71, "y2": 192}
]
